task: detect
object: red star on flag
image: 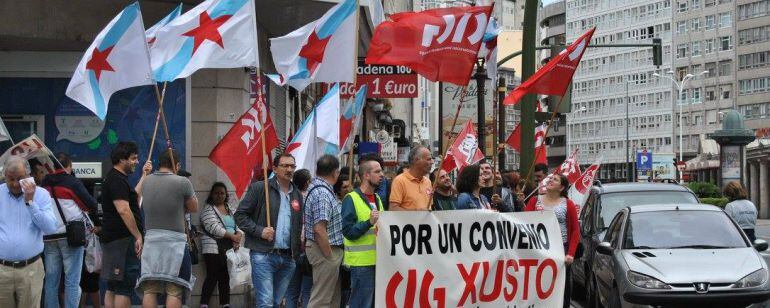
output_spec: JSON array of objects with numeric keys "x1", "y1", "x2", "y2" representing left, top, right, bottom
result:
[
  {"x1": 183, "y1": 11, "x2": 232, "y2": 53},
  {"x1": 298, "y1": 31, "x2": 331, "y2": 74},
  {"x1": 285, "y1": 142, "x2": 302, "y2": 154},
  {"x1": 86, "y1": 46, "x2": 116, "y2": 81}
]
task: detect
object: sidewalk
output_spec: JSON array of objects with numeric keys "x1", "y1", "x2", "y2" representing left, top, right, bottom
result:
[{"x1": 758, "y1": 219, "x2": 770, "y2": 227}]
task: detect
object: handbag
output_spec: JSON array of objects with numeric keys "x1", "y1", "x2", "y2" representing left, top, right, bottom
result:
[
  {"x1": 50, "y1": 186, "x2": 87, "y2": 247},
  {"x1": 185, "y1": 215, "x2": 200, "y2": 265}
]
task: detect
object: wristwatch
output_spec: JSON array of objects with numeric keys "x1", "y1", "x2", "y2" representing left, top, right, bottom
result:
[{"x1": 25, "y1": 200, "x2": 31, "y2": 206}]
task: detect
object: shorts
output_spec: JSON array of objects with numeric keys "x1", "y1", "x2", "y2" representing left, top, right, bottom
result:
[
  {"x1": 105, "y1": 244, "x2": 140, "y2": 297},
  {"x1": 80, "y1": 263, "x2": 100, "y2": 293},
  {"x1": 140, "y1": 280, "x2": 185, "y2": 298}
]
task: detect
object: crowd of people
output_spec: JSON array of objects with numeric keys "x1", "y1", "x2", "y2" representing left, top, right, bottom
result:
[{"x1": 0, "y1": 141, "x2": 760, "y2": 308}]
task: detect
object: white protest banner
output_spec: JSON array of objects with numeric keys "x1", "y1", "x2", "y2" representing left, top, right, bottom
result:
[
  {"x1": 0, "y1": 134, "x2": 57, "y2": 179},
  {"x1": 377, "y1": 210, "x2": 566, "y2": 308}
]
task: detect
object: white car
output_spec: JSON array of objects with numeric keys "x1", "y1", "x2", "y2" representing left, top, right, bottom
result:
[{"x1": 590, "y1": 204, "x2": 770, "y2": 308}]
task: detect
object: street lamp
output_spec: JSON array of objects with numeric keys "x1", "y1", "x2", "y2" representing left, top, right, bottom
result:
[{"x1": 652, "y1": 70, "x2": 708, "y2": 182}]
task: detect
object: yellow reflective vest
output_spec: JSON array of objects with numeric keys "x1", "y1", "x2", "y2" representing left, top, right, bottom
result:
[{"x1": 343, "y1": 190, "x2": 383, "y2": 267}]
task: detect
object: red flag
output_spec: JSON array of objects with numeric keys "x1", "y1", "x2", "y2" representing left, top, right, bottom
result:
[
  {"x1": 505, "y1": 123, "x2": 548, "y2": 164},
  {"x1": 366, "y1": 6, "x2": 494, "y2": 86},
  {"x1": 504, "y1": 28, "x2": 595, "y2": 105},
  {"x1": 440, "y1": 152, "x2": 456, "y2": 173},
  {"x1": 209, "y1": 74, "x2": 280, "y2": 198},
  {"x1": 568, "y1": 156, "x2": 602, "y2": 207},
  {"x1": 555, "y1": 149, "x2": 582, "y2": 183},
  {"x1": 448, "y1": 122, "x2": 485, "y2": 170}
]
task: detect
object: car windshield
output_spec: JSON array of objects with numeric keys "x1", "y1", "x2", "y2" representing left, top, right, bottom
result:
[
  {"x1": 622, "y1": 210, "x2": 747, "y2": 249},
  {"x1": 596, "y1": 191, "x2": 698, "y2": 231}
]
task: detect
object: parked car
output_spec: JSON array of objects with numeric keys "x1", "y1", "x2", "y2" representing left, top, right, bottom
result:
[
  {"x1": 574, "y1": 182, "x2": 699, "y2": 300},
  {"x1": 591, "y1": 204, "x2": 770, "y2": 308}
]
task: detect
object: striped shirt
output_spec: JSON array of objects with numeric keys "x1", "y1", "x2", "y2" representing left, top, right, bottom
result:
[{"x1": 304, "y1": 178, "x2": 344, "y2": 246}]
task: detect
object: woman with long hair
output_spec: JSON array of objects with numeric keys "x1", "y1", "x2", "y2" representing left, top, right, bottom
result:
[
  {"x1": 723, "y1": 181, "x2": 758, "y2": 242},
  {"x1": 199, "y1": 182, "x2": 242, "y2": 308},
  {"x1": 455, "y1": 165, "x2": 492, "y2": 210},
  {"x1": 524, "y1": 174, "x2": 580, "y2": 308}
]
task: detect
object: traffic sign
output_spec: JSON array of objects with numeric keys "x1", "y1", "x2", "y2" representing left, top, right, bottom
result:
[{"x1": 636, "y1": 150, "x2": 653, "y2": 171}]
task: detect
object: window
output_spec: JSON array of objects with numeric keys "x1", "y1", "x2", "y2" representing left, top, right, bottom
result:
[
  {"x1": 677, "y1": 66, "x2": 688, "y2": 79},
  {"x1": 692, "y1": 88, "x2": 702, "y2": 102},
  {"x1": 707, "y1": 110, "x2": 717, "y2": 124},
  {"x1": 721, "y1": 84, "x2": 732, "y2": 99},
  {"x1": 677, "y1": 21, "x2": 687, "y2": 34},
  {"x1": 719, "y1": 60, "x2": 732, "y2": 76},
  {"x1": 720, "y1": 36, "x2": 732, "y2": 50},
  {"x1": 692, "y1": 0, "x2": 701, "y2": 8},
  {"x1": 705, "y1": 15, "x2": 716, "y2": 30},
  {"x1": 738, "y1": 0, "x2": 770, "y2": 20},
  {"x1": 677, "y1": 43, "x2": 689, "y2": 58},
  {"x1": 719, "y1": 12, "x2": 732, "y2": 27},
  {"x1": 678, "y1": 0, "x2": 689, "y2": 11},
  {"x1": 704, "y1": 38, "x2": 715, "y2": 53},
  {"x1": 705, "y1": 62, "x2": 717, "y2": 76},
  {"x1": 691, "y1": 18, "x2": 700, "y2": 31},
  {"x1": 705, "y1": 0, "x2": 716, "y2": 6},
  {"x1": 739, "y1": 51, "x2": 770, "y2": 69},
  {"x1": 739, "y1": 77, "x2": 770, "y2": 95},
  {"x1": 706, "y1": 86, "x2": 717, "y2": 101},
  {"x1": 691, "y1": 41, "x2": 702, "y2": 56},
  {"x1": 739, "y1": 25, "x2": 770, "y2": 45}
]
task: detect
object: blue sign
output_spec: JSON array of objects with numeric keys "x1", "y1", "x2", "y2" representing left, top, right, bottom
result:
[{"x1": 636, "y1": 150, "x2": 653, "y2": 171}]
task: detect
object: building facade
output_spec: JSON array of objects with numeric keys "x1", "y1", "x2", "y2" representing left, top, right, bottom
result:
[
  {"x1": 566, "y1": 0, "x2": 675, "y2": 182},
  {"x1": 539, "y1": 0, "x2": 568, "y2": 168}
]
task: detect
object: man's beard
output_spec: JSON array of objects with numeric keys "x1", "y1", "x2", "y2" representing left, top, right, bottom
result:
[{"x1": 123, "y1": 163, "x2": 136, "y2": 174}]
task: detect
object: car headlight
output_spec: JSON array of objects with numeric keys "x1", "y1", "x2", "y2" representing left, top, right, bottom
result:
[
  {"x1": 733, "y1": 269, "x2": 768, "y2": 288},
  {"x1": 627, "y1": 271, "x2": 671, "y2": 289}
]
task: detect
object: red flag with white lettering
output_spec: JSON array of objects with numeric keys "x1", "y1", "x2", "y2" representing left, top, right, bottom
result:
[
  {"x1": 504, "y1": 28, "x2": 595, "y2": 105},
  {"x1": 505, "y1": 122, "x2": 548, "y2": 164},
  {"x1": 555, "y1": 149, "x2": 582, "y2": 184},
  {"x1": 365, "y1": 6, "x2": 494, "y2": 86},
  {"x1": 569, "y1": 157, "x2": 602, "y2": 207},
  {"x1": 209, "y1": 73, "x2": 279, "y2": 198},
  {"x1": 448, "y1": 122, "x2": 485, "y2": 171}
]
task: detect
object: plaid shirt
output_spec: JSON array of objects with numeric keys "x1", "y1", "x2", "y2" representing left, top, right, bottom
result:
[{"x1": 303, "y1": 177, "x2": 344, "y2": 246}]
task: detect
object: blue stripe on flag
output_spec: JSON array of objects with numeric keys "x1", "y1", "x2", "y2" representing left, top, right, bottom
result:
[
  {"x1": 316, "y1": 0, "x2": 357, "y2": 39},
  {"x1": 290, "y1": 83, "x2": 339, "y2": 143},
  {"x1": 153, "y1": 38, "x2": 195, "y2": 81},
  {"x1": 209, "y1": 0, "x2": 249, "y2": 18},
  {"x1": 288, "y1": 58, "x2": 311, "y2": 80},
  {"x1": 99, "y1": 2, "x2": 140, "y2": 50},
  {"x1": 163, "y1": 4, "x2": 183, "y2": 25},
  {"x1": 88, "y1": 71, "x2": 108, "y2": 119}
]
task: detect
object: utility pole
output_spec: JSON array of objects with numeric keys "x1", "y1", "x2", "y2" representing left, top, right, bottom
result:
[
  {"x1": 519, "y1": 0, "x2": 539, "y2": 180},
  {"x1": 475, "y1": 59, "x2": 487, "y2": 155}
]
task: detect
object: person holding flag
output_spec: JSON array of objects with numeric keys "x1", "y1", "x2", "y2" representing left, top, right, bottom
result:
[
  {"x1": 341, "y1": 156, "x2": 385, "y2": 308},
  {"x1": 524, "y1": 173, "x2": 580, "y2": 308}
]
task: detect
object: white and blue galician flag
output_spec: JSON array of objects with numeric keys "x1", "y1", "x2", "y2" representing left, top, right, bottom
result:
[
  {"x1": 478, "y1": 17, "x2": 499, "y2": 80},
  {"x1": 66, "y1": 2, "x2": 153, "y2": 120},
  {"x1": 145, "y1": 3, "x2": 183, "y2": 47},
  {"x1": 339, "y1": 85, "x2": 367, "y2": 151},
  {"x1": 150, "y1": 0, "x2": 259, "y2": 82},
  {"x1": 286, "y1": 84, "x2": 341, "y2": 175},
  {"x1": 267, "y1": 0, "x2": 358, "y2": 91}
]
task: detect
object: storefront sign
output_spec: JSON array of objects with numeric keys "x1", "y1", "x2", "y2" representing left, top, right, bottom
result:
[
  {"x1": 380, "y1": 137, "x2": 397, "y2": 163},
  {"x1": 338, "y1": 59, "x2": 418, "y2": 98},
  {"x1": 72, "y1": 162, "x2": 102, "y2": 179},
  {"x1": 376, "y1": 211, "x2": 566, "y2": 307}
]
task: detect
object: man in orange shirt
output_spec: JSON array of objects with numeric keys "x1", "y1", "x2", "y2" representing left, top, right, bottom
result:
[{"x1": 389, "y1": 146, "x2": 433, "y2": 211}]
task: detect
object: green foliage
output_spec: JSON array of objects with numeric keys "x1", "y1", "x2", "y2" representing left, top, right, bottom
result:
[
  {"x1": 700, "y1": 197, "x2": 729, "y2": 208},
  {"x1": 687, "y1": 181, "x2": 722, "y2": 199}
]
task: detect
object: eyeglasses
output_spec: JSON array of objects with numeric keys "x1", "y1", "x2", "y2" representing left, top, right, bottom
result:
[{"x1": 278, "y1": 164, "x2": 296, "y2": 169}]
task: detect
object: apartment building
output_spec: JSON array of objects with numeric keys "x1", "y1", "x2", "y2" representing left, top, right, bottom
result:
[
  {"x1": 540, "y1": 0, "x2": 568, "y2": 167},
  {"x1": 566, "y1": 0, "x2": 676, "y2": 181}
]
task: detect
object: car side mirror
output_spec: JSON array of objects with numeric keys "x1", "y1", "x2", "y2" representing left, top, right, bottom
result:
[
  {"x1": 597, "y1": 241, "x2": 613, "y2": 255},
  {"x1": 754, "y1": 239, "x2": 768, "y2": 252}
]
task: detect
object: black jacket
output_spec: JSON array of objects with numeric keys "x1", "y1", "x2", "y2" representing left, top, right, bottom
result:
[
  {"x1": 41, "y1": 170, "x2": 100, "y2": 239},
  {"x1": 235, "y1": 177, "x2": 303, "y2": 259}
]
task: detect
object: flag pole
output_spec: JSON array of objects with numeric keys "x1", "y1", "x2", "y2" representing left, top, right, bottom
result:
[
  {"x1": 156, "y1": 82, "x2": 178, "y2": 174},
  {"x1": 523, "y1": 94, "x2": 567, "y2": 186},
  {"x1": 148, "y1": 82, "x2": 167, "y2": 162},
  {"x1": 491, "y1": 84, "x2": 499, "y2": 198},
  {"x1": 346, "y1": 0, "x2": 361, "y2": 185},
  {"x1": 428, "y1": 85, "x2": 469, "y2": 210},
  {"x1": 256, "y1": 70, "x2": 272, "y2": 229}
]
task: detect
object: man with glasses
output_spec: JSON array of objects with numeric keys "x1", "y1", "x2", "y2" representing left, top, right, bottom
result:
[{"x1": 235, "y1": 154, "x2": 304, "y2": 307}]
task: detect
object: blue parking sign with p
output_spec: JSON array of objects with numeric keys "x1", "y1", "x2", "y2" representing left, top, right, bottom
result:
[{"x1": 637, "y1": 150, "x2": 653, "y2": 170}]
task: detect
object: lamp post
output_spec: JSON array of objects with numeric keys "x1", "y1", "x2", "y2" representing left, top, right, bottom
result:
[
  {"x1": 652, "y1": 70, "x2": 708, "y2": 182},
  {"x1": 475, "y1": 58, "x2": 487, "y2": 155}
]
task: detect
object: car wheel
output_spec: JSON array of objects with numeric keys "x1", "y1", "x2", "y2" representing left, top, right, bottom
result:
[
  {"x1": 608, "y1": 285, "x2": 622, "y2": 308},
  {"x1": 587, "y1": 274, "x2": 600, "y2": 308}
]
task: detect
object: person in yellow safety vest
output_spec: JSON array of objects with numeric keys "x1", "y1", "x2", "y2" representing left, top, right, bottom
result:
[{"x1": 341, "y1": 156, "x2": 385, "y2": 308}]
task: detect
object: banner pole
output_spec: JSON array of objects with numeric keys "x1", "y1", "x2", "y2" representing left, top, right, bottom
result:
[
  {"x1": 156, "y1": 82, "x2": 177, "y2": 174},
  {"x1": 428, "y1": 85, "x2": 469, "y2": 210},
  {"x1": 255, "y1": 71, "x2": 272, "y2": 229},
  {"x1": 523, "y1": 94, "x2": 567, "y2": 187},
  {"x1": 147, "y1": 83, "x2": 166, "y2": 162}
]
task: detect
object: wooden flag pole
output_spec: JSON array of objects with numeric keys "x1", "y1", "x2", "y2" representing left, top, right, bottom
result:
[
  {"x1": 255, "y1": 71, "x2": 272, "y2": 229},
  {"x1": 523, "y1": 94, "x2": 568, "y2": 187},
  {"x1": 147, "y1": 82, "x2": 168, "y2": 162},
  {"x1": 428, "y1": 85, "x2": 469, "y2": 210},
  {"x1": 156, "y1": 82, "x2": 178, "y2": 174}
]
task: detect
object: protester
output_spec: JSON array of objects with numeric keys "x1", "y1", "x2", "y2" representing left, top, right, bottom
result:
[
  {"x1": 389, "y1": 146, "x2": 433, "y2": 211},
  {"x1": 341, "y1": 158, "x2": 384, "y2": 308},
  {"x1": 455, "y1": 165, "x2": 492, "y2": 210},
  {"x1": 101, "y1": 141, "x2": 145, "y2": 308},
  {"x1": 0, "y1": 156, "x2": 58, "y2": 307},
  {"x1": 200, "y1": 182, "x2": 242, "y2": 308},
  {"x1": 359, "y1": 154, "x2": 390, "y2": 210},
  {"x1": 723, "y1": 181, "x2": 758, "y2": 242},
  {"x1": 523, "y1": 163, "x2": 549, "y2": 203},
  {"x1": 479, "y1": 161, "x2": 514, "y2": 212},
  {"x1": 135, "y1": 149, "x2": 197, "y2": 308},
  {"x1": 524, "y1": 174, "x2": 580, "y2": 308},
  {"x1": 432, "y1": 169, "x2": 457, "y2": 211},
  {"x1": 235, "y1": 154, "x2": 303, "y2": 308},
  {"x1": 334, "y1": 170, "x2": 352, "y2": 308},
  {"x1": 304, "y1": 155, "x2": 344, "y2": 308},
  {"x1": 285, "y1": 169, "x2": 313, "y2": 308},
  {"x1": 502, "y1": 171, "x2": 525, "y2": 211},
  {"x1": 41, "y1": 153, "x2": 100, "y2": 308}
]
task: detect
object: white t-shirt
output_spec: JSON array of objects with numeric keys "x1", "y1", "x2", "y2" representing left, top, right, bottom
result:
[{"x1": 725, "y1": 199, "x2": 757, "y2": 229}]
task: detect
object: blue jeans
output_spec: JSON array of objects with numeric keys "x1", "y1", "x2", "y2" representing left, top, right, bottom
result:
[
  {"x1": 250, "y1": 251, "x2": 296, "y2": 308},
  {"x1": 348, "y1": 266, "x2": 375, "y2": 308},
  {"x1": 284, "y1": 268, "x2": 312, "y2": 308},
  {"x1": 44, "y1": 238, "x2": 85, "y2": 308}
]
